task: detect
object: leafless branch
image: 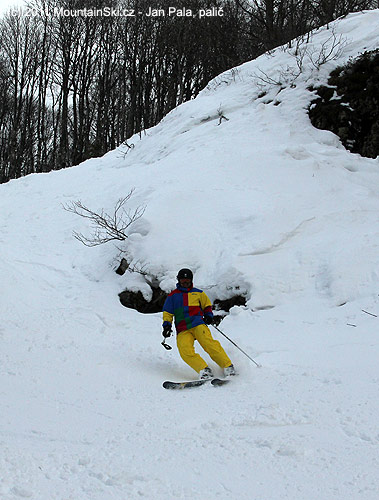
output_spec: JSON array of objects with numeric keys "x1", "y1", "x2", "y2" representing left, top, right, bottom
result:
[
  {"x1": 63, "y1": 190, "x2": 146, "y2": 247},
  {"x1": 119, "y1": 141, "x2": 135, "y2": 159},
  {"x1": 254, "y1": 28, "x2": 347, "y2": 90},
  {"x1": 217, "y1": 106, "x2": 230, "y2": 125},
  {"x1": 308, "y1": 31, "x2": 347, "y2": 69},
  {"x1": 254, "y1": 67, "x2": 285, "y2": 87},
  {"x1": 361, "y1": 309, "x2": 377, "y2": 318}
]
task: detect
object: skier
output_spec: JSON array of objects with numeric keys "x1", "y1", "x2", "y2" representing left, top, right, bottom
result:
[{"x1": 162, "y1": 268, "x2": 235, "y2": 380}]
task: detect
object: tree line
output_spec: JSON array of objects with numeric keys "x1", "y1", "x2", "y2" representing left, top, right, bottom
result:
[{"x1": 0, "y1": 0, "x2": 376, "y2": 183}]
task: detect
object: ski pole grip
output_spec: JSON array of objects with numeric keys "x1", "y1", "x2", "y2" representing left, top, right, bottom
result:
[{"x1": 161, "y1": 340, "x2": 172, "y2": 350}]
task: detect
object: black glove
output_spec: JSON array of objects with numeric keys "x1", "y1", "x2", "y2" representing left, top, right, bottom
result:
[
  {"x1": 203, "y1": 315, "x2": 213, "y2": 325},
  {"x1": 162, "y1": 324, "x2": 172, "y2": 338}
]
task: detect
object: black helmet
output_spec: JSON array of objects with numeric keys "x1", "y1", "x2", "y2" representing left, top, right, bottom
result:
[{"x1": 177, "y1": 268, "x2": 193, "y2": 281}]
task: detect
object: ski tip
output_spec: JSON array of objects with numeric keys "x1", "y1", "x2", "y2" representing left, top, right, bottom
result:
[
  {"x1": 163, "y1": 381, "x2": 175, "y2": 389},
  {"x1": 211, "y1": 378, "x2": 230, "y2": 386}
]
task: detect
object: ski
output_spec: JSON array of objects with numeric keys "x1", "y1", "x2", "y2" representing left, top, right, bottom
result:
[{"x1": 163, "y1": 378, "x2": 230, "y2": 390}]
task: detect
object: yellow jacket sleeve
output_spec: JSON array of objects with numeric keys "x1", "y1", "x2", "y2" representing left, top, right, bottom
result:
[
  {"x1": 163, "y1": 310, "x2": 174, "y2": 324},
  {"x1": 199, "y1": 291, "x2": 213, "y2": 314}
]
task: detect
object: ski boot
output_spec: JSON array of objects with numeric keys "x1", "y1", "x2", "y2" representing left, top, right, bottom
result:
[
  {"x1": 224, "y1": 364, "x2": 236, "y2": 377},
  {"x1": 199, "y1": 367, "x2": 214, "y2": 380}
]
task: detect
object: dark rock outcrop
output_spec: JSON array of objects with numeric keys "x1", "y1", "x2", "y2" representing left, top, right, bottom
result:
[{"x1": 309, "y1": 49, "x2": 379, "y2": 158}]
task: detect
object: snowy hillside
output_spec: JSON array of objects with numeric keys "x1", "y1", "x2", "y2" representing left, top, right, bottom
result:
[{"x1": 1, "y1": 10, "x2": 379, "y2": 500}]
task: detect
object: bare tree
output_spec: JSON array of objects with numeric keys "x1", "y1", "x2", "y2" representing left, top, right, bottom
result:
[{"x1": 1, "y1": 0, "x2": 378, "y2": 183}]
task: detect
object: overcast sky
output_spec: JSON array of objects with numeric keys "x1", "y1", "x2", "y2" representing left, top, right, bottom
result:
[{"x1": 0, "y1": 0, "x2": 26, "y2": 15}]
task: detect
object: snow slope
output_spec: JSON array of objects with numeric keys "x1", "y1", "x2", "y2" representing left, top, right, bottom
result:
[{"x1": 1, "y1": 10, "x2": 378, "y2": 500}]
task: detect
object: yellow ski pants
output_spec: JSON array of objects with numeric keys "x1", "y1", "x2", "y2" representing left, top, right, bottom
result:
[{"x1": 176, "y1": 324, "x2": 232, "y2": 373}]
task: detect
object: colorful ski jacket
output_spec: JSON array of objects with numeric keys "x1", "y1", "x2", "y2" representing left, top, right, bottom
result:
[{"x1": 162, "y1": 284, "x2": 213, "y2": 333}]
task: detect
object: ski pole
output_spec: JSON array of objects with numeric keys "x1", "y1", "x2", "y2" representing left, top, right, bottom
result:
[{"x1": 211, "y1": 324, "x2": 261, "y2": 368}]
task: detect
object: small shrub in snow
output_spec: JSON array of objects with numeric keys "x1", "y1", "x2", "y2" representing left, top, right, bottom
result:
[{"x1": 63, "y1": 189, "x2": 145, "y2": 247}]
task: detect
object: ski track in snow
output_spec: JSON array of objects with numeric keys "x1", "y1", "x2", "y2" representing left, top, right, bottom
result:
[{"x1": 1, "y1": 9, "x2": 379, "y2": 500}]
